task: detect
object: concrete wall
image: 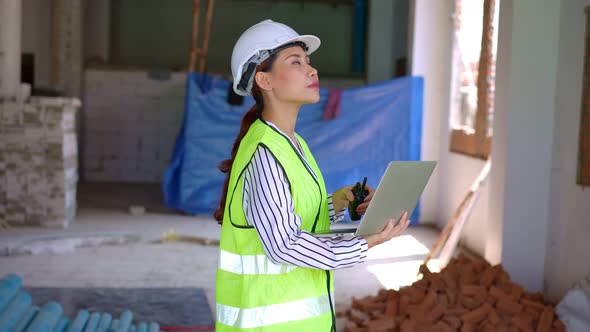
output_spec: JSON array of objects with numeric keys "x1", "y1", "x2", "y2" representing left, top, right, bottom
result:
[
  {"x1": 112, "y1": 0, "x2": 355, "y2": 75},
  {"x1": 83, "y1": 69, "x2": 184, "y2": 183},
  {"x1": 544, "y1": 0, "x2": 590, "y2": 301}
]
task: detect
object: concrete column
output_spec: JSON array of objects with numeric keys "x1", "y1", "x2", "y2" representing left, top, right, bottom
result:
[
  {"x1": 486, "y1": 0, "x2": 560, "y2": 292},
  {"x1": 367, "y1": 0, "x2": 394, "y2": 84},
  {"x1": 409, "y1": 0, "x2": 454, "y2": 223},
  {"x1": 0, "y1": 0, "x2": 22, "y2": 97},
  {"x1": 51, "y1": 0, "x2": 84, "y2": 98}
]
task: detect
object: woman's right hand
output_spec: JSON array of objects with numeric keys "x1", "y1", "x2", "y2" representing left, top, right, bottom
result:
[{"x1": 362, "y1": 211, "x2": 410, "y2": 249}]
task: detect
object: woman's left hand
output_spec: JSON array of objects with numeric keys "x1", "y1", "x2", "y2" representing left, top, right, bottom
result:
[{"x1": 332, "y1": 184, "x2": 375, "y2": 215}]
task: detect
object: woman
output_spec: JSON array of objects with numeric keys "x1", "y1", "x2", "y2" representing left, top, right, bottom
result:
[{"x1": 214, "y1": 20, "x2": 410, "y2": 331}]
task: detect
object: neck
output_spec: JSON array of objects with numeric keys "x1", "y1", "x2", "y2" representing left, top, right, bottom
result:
[{"x1": 261, "y1": 101, "x2": 300, "y2": 141}]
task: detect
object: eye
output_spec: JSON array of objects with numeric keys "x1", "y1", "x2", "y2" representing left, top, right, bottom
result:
[{"x1": 292, "y1": 60, "x2": 301, "y2": 65}]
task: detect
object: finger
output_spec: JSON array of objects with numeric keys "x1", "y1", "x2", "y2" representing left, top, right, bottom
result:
[
  {"x1": 345, "y1": 189, "x2": 355, "y2": 202},
  {"x1": 381, "y1": 218, "x2": 395, "y2": 233},
  {"x1": 363, "y1": 185, "x2": 375, "y2": 201},
  {"x1": 356, "y1": 202, "x2": 369, "y2": 212},
  {"x1": 393, "y1": 216, "x2": 410, "y2": 236},
  {"x1": 392, "y1": 212, "x2": 409, "y2": 230}
]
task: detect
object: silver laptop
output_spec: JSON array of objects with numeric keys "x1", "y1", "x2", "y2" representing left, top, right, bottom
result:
[{"x1": 315, "y1": 161, "x2": 437, "y2": 237}]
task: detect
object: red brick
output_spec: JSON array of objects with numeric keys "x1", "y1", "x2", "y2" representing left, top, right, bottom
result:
[
  {"x1": 366, "y1": 317, "x2": 396, "y2": 332},
  {"x1": 488, "y1": 308, "x2": 501, "y2": 325},
  {"x1": 461, "y1": 303, "x2": 492, "y2": 324},
  {"x1": 442, "y1": 268, "x2": 458, "y2": 289},
  {"x1": 481, "y1": 321, "x2": 497, "y2": 332},
  {"x1": 473, "y1": 259, "x2": 491, "y2": 273},
  {"x1": 386, "y1": 289, "x2": 399, "y2": 302},
  {"x1": 429, "y1": 304, "x2": 446, "y2": 323},
  {"x1": 524, "y1": 306, "x2": 541, "y2": 320},
  {"x1": 445, "y1": 288, "x2": 458, "y2": 306},
  {"x1": 421, "y1": 290, "x2": 437, "y2": 310},
  {"x1": 457, "y1": 254, "x2": 472, "y2": 264},
  {"x1": 462, "y1": 285, "x2": 486, "y2": 297},
  {"x1": 399, "y1": 295, "x2": 410, "y2": 315},
  {"x1": 414, "y1": 278, "x2": 430, "y2": 291},
  {"x1": 434, "y1": 320, "x2": 454, "y2": 332},
  {"x1": 384, "y1": 296, "x2": 399, "y2": 316},
  {"x1": 437, "y1": 292, "x2": 449, "y2": 307},
  {"x1": 460, "y1": 264, "x2": 477, "y2": 285},
  {"x1": 509, "y1": 284, "x2": 525, "y2": 301},
  {"x1": 408, "y1": 287, "x2": 426, "y2": 305},
  {"x1": 430, "y1": 275, "x2": 446, "y2": 292},
  {"x1": 496, "y1": 299, "x2": 523, "y2": 315},
  {"x1": 442, "y1": 315, "x2": 462, "y2": 330},
  {"x1": 495, "y1": 322, "x2": 510, "y2": 332},
  {"x1": 511, "y1": 315, "x2": 534, "y2": 332},
  {"x1": 399, "y1": 318, "x2": 415, "y2": 332},
  {"x1": 446, "y1": 306, "x2": 468, "y2": 316},
  {"x1": 489, "y1": 286, "x2": 511, "y2": 302},
  {"x1": 460, "y1": 323, "x2": 476, "y2": 332},
  {"x1": 407, "y1": 305, "x2": 424, "y2": 321},
  {"x1": 461, "y1": 295, "x2": 483, "y2": 310},
  {"x1": 344, "y1": 321, "x2": 368, "y2": 332},
  {"x1": 536, "y1": 306, "x2": 554, "y2": 332},
  {"x1": 520, "y1": 298, "x2": 546, "y2": 312},
  {"x1": 375, "y1": 289, "x2": 389, "y2": 302},
  {"x1": 524, "y1": 292, "x2": 544, "y2": 303}
]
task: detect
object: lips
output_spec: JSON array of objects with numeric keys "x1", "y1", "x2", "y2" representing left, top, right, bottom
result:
[{"x1": 308, "y1": 82, "x2": 319, "y2": 89}]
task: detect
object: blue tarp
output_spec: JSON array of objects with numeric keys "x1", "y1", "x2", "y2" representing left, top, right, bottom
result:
[{"x1": 163, "y1": 73, "x2": 424, "y2": 223}]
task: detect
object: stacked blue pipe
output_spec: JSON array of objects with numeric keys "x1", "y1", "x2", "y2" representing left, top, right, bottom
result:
[{"x1": 0, "y1": 275, "x2": 160, "y2": 332}]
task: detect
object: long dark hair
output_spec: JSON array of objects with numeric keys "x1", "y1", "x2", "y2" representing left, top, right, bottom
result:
[{"x1": 214, "y1": 56, "x2": 276, "y2": 224}]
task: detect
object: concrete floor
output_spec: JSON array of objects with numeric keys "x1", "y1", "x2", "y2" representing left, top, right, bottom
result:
[{"x1": 0, "y1": 183, "x2": 448, "y2": 329}]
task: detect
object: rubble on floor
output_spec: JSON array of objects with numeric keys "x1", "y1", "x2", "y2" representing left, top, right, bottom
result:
[{"x1": 341, "y1": 255, "x2": 565, "y2": 332}]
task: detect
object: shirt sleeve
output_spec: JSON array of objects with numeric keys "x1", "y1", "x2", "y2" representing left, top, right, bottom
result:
[
  {"x1": 327, "y1": 194, "x2": 347, "y2": 224},
  {"x1": 242, "y1": 145, "x2": 368, "y2": 270}
]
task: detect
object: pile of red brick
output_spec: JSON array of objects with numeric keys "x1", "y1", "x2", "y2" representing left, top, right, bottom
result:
[{"x1": 342, "y1": 255, "x2": 565, "y2": 332}]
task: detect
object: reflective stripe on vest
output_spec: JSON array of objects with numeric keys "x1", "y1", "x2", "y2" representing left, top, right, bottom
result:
[
  {"x1": 216, "y1": 293, "x2": 334, "y2": 329},
  {"x1": 218, "y1": 249, "x2": 297, "y2": 275}
]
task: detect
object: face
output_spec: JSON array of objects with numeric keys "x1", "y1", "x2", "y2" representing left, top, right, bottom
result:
[{"x1": 257, "y1": 46, "x2": 320, "y2": 105}]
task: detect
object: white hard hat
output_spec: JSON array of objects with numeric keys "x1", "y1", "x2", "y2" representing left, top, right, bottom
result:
[{"x1": 231, "y1": 19, "x2": 321, "y2": 96}]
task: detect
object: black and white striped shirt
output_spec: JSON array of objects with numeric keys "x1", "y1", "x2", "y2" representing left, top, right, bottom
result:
[{"x1": 242, "y1": 121, "x2": 368, "y2": 270}]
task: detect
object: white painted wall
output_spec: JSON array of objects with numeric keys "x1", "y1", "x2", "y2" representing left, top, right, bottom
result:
[
  {"x1": 543, "y1": 0, "x2": 590, "y2": 302},
  {"x1": 409, "y1": 0, "x2": 454, "y2": 224},
  {"x1": 489, "y1": 0, "x2": 561, "y2": 293},
  {"x1": 21, "y1": 0, "x2": 51, "y2": 88}
]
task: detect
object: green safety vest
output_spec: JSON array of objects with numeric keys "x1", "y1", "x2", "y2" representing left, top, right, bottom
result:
[{"x1": 216, "y1": 119, "x2": 335, "y2": 331}]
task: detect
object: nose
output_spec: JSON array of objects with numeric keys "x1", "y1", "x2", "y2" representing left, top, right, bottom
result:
[{"x1": 308, "y1": 65, "x2": 318, "y2": 78}]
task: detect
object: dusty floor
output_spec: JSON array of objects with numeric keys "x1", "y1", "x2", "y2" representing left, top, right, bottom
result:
[{"x1": 0, "y1": 183, "x2": 450, "y2": 330}]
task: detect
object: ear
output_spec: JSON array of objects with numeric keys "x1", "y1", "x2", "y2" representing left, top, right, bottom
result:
[{"x1": 255, "y1": 72, "x2": 272, "y2": 92}]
